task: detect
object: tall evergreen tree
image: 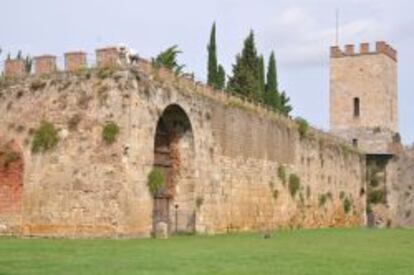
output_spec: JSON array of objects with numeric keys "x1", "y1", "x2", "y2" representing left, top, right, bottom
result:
[
  {"x1": 257, "y1": 55, "x2": 265, "y2": 101},
  {"x1": 207, "y1": 23, "x2": 218, "y2": 88},
  {"x1": 228, "y1": 55, "x2": 257, "y2": 97},
  {"x1": 266, "y1": 52, "x2": 278, "y2": 93},
  {"x1": 280, "y1": 91, "x2": 292, "y2": 116},
  {"x1": 217, "y1": 65, "x2": 226, "y2": 90},
  {"x1": 265, "y1": 51, "x2": 280, "y2": 109},
  {"x1": 228, "y1": 31, "x2": 260, "y2": 99}
]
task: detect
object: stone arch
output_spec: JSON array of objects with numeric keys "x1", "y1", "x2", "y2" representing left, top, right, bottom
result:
[
  {"x1": 152, "y1": 104, "x2": 196, "y2": 236},
  {"x1": 0, "y1": 136, "x2": 24, "y2": 234}
]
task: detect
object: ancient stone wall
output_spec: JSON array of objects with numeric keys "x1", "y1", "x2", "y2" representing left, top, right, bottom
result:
[
  {"x1": 385, "y1": 148, "x2": 414, "y2": 227},
  {"x1": 0, "y1": 59, "x2": 366, "y2": 237}
]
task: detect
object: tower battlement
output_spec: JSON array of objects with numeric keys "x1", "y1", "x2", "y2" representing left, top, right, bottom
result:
[{"x1": 330, "y1": 41, "x2": 397, "y2": 62}]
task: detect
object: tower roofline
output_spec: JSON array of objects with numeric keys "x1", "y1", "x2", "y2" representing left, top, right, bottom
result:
[{"x1": 330, "y1": 41, "x2": 397, "y2": 62}]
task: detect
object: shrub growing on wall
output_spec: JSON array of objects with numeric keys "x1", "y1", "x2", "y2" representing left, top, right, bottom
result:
[
  {"x1": 368, "y1": 189, "x2": 386, "y2": 204},
  {"x1": 147, "y1": 168, "x2": 165, "y2": 196},
  {"x1": 32, "y1": 121, "x2": 59, "y2": 153},
  {"x1": 0, "y1": 147, "x2": 20, "y2": 169},
  {"x1": 102, "y1": 121, "x2": 120, "y2": 144},
  {"x1": 343, "y1": 197, "x2": 352, "y2": 214},
  {"x1": 295, "y1": 117, "x2": 309, "y2": 139},
  {"x1": 288, "y1": 174, "x2": 301, "y2": 198},
  {"x1": 277, "y1": 165, "x2": 287, "y2": 186},
  {"x1": 319, "y1": 194, "x2": 328, "y2": 207}
]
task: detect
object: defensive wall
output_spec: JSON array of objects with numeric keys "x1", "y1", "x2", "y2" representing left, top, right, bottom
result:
[{"x1": 0, "y1": 48, "x2": 366, "y2": 237}]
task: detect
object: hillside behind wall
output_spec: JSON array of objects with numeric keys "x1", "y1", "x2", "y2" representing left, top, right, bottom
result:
[{"x1": 0, "y1": 59, "x2": 366, "y2": 237}]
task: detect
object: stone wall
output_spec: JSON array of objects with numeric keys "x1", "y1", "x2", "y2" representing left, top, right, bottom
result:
[
  {"x1": 0, "y1": 61, "x2": 366, "y2": 238},
  {"x1": 385, "y1": 148, "x2": 414, "y2": 227}
]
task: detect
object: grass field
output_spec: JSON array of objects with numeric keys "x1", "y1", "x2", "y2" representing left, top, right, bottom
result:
[{"x1": 0, "y1": 229, "x2": 413, "y2": 275}]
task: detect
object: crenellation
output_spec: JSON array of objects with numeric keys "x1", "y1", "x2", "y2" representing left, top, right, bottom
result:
[
  {"x1": 4, "y1": 59, "x2": 26, "y2": 78},
  {"x1": 34, "y1": 55, "x2": 57, "y2": 75},
  {"x1": 96, "y1": 47, "x2": 119, "y2": 68},
  {"x1": 360, "y1": 43, "x2": 370, "y2": 54},
  {"x1": 345, "y1": 44, "x2": 355, "y2": 55},
  {"x1": 330, "y1": 41, "x2": 397, "y2": 61},
  {"x1": 64, "y1": 51, "x2": 87, "y2": 72}
]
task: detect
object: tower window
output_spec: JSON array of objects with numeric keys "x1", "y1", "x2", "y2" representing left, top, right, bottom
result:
[
  {"x1": 353, "y1": 97, "x2": 360, "y2": 118},
  {"x1": 352, "y1": 139, "x2": 358, "y2": 148}
]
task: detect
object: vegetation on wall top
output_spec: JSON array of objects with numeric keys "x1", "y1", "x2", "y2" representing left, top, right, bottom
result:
[
  {"x1": 295, "y1": 117, "x2": 309, "y2": 139},
  {"x1": 152, "y1": 45, "x2": 185, "y2": 75}
]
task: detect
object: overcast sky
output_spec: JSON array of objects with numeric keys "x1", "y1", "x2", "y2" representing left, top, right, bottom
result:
[{"x1": 1, "y1": 0, "x2": 413, "y2": 144}]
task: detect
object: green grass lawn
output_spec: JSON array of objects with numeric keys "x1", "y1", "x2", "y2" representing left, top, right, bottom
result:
[{"x1": 0, "y1": 229, "x2": 413, "y2": 275}]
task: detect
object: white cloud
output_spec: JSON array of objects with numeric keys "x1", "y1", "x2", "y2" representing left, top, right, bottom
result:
[{"x1": 264, "y1": 6, "x2": 385, "y2": 68}]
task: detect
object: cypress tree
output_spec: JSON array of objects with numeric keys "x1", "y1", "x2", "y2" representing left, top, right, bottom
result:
[
  {"x1": 257, "y1": 55, "x2": 265, "y2": 101},
  {"x1": 266, "y1": 52, "x2": 278, "y2": 93},
  {"x1": 228, "y1": 55, "x2": 257, "y2": 97},
  {"x1": 228, "y1": 31, "x2": 260, "y2": 99},
  {"x1": 280, "y1": 91, "x2": 292, "y2": 116},
  {"x1": 217, "y1": 65, "x2": 226, "y2": 90},
  {"x1": 265, "y1": 51, "x2": 280, "y2": 110},
  {"x1": 207, "y1": 23, "x2": 218, "y2": 88},
  {"x1": 241, "y1": 31, "x2": 258, "y2": 75}
]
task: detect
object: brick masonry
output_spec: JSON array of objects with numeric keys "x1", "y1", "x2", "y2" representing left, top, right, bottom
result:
[
  {"x1": 4, "y1": 59, "x2": 26, "y2": 78},
  {"x1": 64, "y1": 52, "x2": 87, "y2": 72},
  {"x1": 34, "y1": 55, "x2": 57, "y2": 75}
]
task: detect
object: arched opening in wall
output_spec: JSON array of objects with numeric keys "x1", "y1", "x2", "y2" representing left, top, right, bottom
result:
[
  {"x1": 0, "y1": 138, "x2": 24, "y2": 231},
  {"x1": 152, "y1": 104, "x2": 195, "y2": 236},
  {"x1": 353, "y1": 97, "x2": 360, "y2": 118}
]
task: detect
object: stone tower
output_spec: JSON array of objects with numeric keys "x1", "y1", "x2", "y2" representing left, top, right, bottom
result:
[{"x1": 330, "y1": 41, "x2": 399, "y2": 155}]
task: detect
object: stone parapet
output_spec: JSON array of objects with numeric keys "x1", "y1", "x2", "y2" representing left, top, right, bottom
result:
[
  {"x1": 34, "y1": 55, "x2": 57, "y2": 75},
  {"x1": 64, "y1": 52, "x2": 87, "y2": 72},
  {"x1": 96, "y1": 47, "x2": 119, "y2": 68},
  {"x1": 4, "y1": 59, "x2": 26, "y2": 78},
  {"x1": 330, "y1": 41, "x2": 397, "y2": 62}
]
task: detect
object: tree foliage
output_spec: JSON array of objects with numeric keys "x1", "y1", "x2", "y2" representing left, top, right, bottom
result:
[
  {"x1": 227, "y1": 31, "x2": 260, "y2": 100},
  {"x1": 207, "y1": 23, "x2": 226, "y2": 89},
  {"x1": 207, "y1": 23, "x2": 218, "y2": 87},
  {"x1": 216, "y1": 65, "x2": 226, "y2": 90},
  {"x1": 226, "y1": 30, "x2": 293, "y2": 116},
  {"x1": 153, "y1": 45, "x2": 185, "y2": 75},
  {"x1": 257, "y1": 55, "x2": 265, "y2": 100}
]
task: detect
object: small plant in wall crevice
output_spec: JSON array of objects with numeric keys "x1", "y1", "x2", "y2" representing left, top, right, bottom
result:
[
  {"x1": 147, "y1": 168, "x2": 165, "y2": 196},
  {"x1": 295, "y1": 117, "x2": 309, "y2": 139},
  {"x1": 102, "y1": 121, "x2": 120, "y2": 144},
  {"x1": 343, "y1": 197, "x2": 352, "y2": 214},
  {"x1": 196, "y1": 196, "x2": 204, "y2": 210},
  {"x1": 278, "y1": 165, "x2": 287, "y2": 186},
  {"x1": 288, "y1": 174, "x2": 301, "y2": 198},
  {"x1": 31, "y1": 121, "x2": 59, "y2": 153},
  {"x1": 0, "y1": 147, "x2": 20, "y2": 169}
]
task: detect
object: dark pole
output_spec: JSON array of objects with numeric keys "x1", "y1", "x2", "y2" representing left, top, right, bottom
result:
[{"x1": 175, "y1": 204, "x2": 179, "y2": 234}]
